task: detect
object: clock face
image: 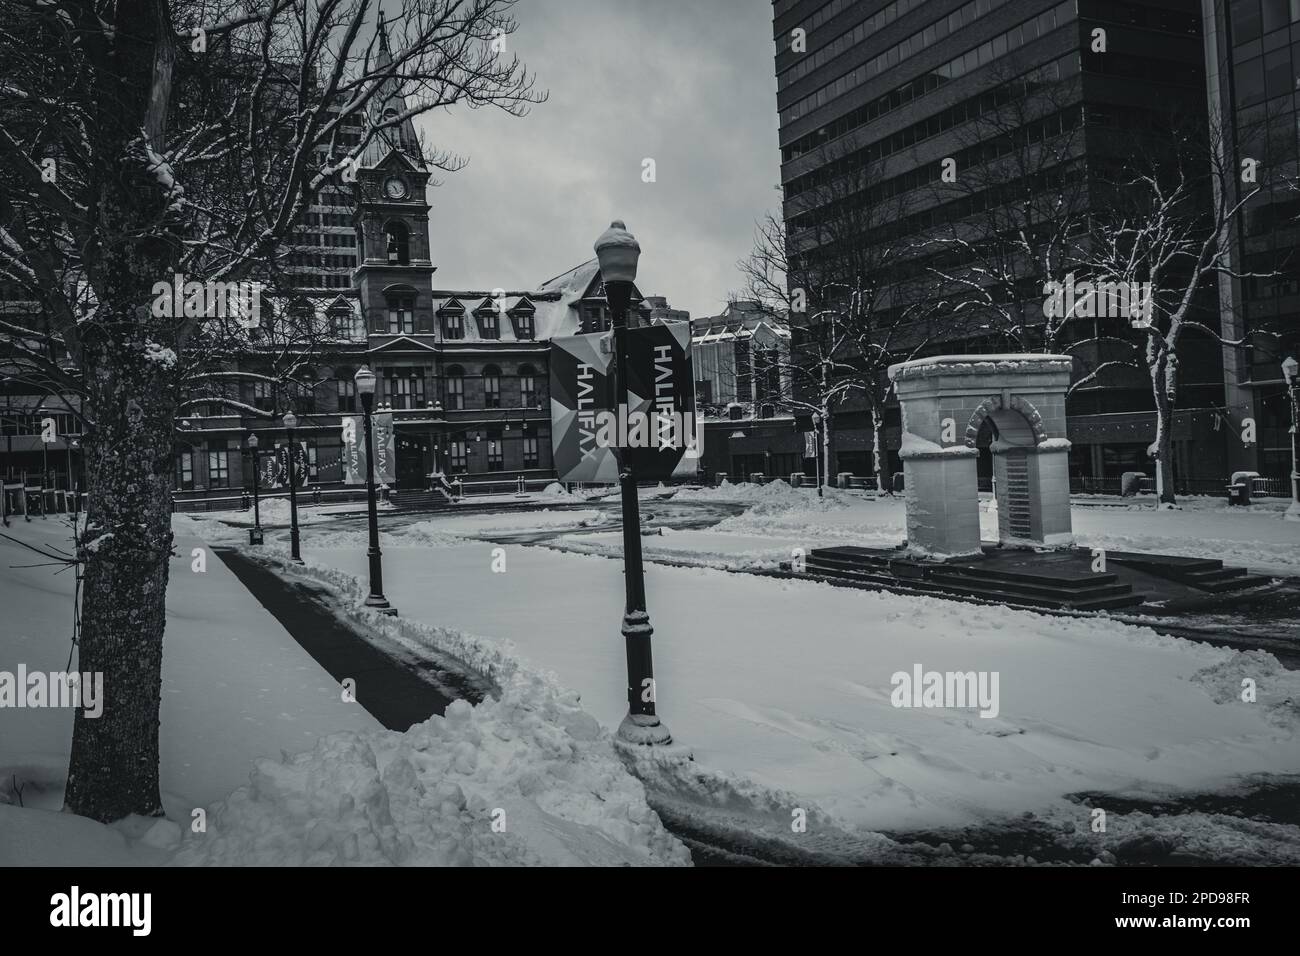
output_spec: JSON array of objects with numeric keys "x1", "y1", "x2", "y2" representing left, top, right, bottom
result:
[{"x1": 384, "y1": 177, "x2": 407, "y2": 200}]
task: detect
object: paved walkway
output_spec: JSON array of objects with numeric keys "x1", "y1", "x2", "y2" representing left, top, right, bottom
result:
[{"x1": 214, "y1": 548, "x2": 467, "y2": 731}]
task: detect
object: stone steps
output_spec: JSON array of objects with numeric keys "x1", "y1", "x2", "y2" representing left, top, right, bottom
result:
[{"x1": 805, "y1": 546, "x2": 1147, "y2": 612}]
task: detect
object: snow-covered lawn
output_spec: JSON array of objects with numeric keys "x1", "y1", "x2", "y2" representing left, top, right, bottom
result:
[
  {"x1": 0, "y1": 515, "x2": 688, "y2": 866},
  {"x1": 294, "y1": 519, "x2": 1300, "y2": 853},
  {"x1": 555, "y1": 483, "x2": 1300, "y2": 577},
  {"x1": 0, "y1": 516, "x2": 379, "y2": 813}
]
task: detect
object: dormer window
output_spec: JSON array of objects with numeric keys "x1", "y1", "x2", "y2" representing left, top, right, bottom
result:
[
  {"x1": 508, "y1": 298, "x2": 536, "y2": 339},
  {"x1": 475, "y1": 304, "x2": 500, "y2": 339},
  {"x1": 441, "y1": 310, "x2": 463, "y2": 340}
]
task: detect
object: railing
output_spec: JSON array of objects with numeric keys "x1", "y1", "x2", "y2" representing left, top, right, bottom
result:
[
  {"x1": 1, "y1": 477, "x2": 85, "y2": 522},
  {"x1": 1069, "y1": 475, "x2": 1291, "y2": 497},
  {"x1": 1070, "y1": 476, "x2": 1122, "y2": 495},
  {"x1": 172, "y1": 487, "x2": 368, "y2": 514}
]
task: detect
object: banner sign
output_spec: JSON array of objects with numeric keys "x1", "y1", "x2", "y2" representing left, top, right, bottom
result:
[
  {"x1": 263, "y1": 442, "x2": 309, "y2": 488},
  {"x1": 620, "y1": 322, "x2": 698, "y2": 480},
  {"x1": 549, "y1": 331, "x2": 618, "y2": 482},
  {"x1": 548, "y1": 322, "x2": 698, "y2": 482},
  {"x1": 341, "y1": 412, "x2": 396, "y2": 485}
]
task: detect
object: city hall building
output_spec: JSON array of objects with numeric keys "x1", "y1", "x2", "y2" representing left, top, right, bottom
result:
[{"x1": 165, "y1": 31, "x2": 675, "y2": 505}]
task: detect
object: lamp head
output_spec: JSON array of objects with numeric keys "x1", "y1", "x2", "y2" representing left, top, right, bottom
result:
[
  {"x1": 247, "y1": 433, "x2": 259, "y2": 449},
  {"x1": 282, "y1": 411, "x2": 298, "y2": 430},
  {"x1": 354, "y1": 366, "x2": 377, "y2": 396},
  {"x1": 1283, "y1": 355, "x2": 1299, "y2": 386},
  {"x1": 593, "y1": 220, "x2": 640, "y2": 285}
]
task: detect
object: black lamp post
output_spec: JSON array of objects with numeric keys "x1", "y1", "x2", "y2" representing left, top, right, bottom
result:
[
  {"x1": 282, "y1": 411, "x2": 303, "y2": 563},
  {"x1": 1283, "y1": 355, "x2": 1299, "y2": 522},
  {"x1": 355, "y1": 367, "x2": 396, "y2": 613},
  {"x1": 247, "y1": 433, "x2": 263, "y2": 545},
  {"x1": 68, "y1": 438, "x2": 80, "y2": 516},
  {"x1": 594, "y1": 220, "x2": 672, "y2": 747}
]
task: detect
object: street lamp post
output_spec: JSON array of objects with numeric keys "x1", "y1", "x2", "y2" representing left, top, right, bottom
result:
[
  {"x1": 68, "y1": 438, "x2": 79, "y2": 516},
  {"x1": 282, "y1": 411, "x2": 303, "y2": 562},
  {"x1": 595, "y1": 220, "x2": 672, "y2": 748},
  {"x1": 1283, "y1": 356, "x2": 1300, "y2": 521},
  {"x1": 355, "y1": 367, "x2": 396, "y2": 613},
  {"x1": 247, "y1": 433, "x2": 263, "y2": 545}
]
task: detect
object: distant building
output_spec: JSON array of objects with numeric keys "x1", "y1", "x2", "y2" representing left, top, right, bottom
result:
[
  {"x1": 690, "y1": 301, "x2": 803, "y2": 480},
  {"x1": 642, "y1": 295, "x2": 690, "y2": 326},
  {"x1": 1201, "y1": 0, "x2": 1300, "y2": 485},
  {"x1": 772, "y1": 0, "x2": 1235, "y2": 491}
]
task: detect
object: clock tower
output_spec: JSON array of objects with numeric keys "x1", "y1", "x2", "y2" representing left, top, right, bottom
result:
[{"x1": 352, "y1": 14, "x2": 436, "y2": 336}]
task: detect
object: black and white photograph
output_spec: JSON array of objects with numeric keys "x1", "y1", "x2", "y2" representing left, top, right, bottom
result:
[{"x1": 0, "y1": 0, "x2": 1297, "y2": 930}]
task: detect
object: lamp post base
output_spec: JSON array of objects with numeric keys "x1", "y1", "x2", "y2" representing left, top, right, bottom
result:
[
  {"x1": 365, "y1": 594, "x2": 398, "y2": 615},
  {"x1": 1286, "y1": 500, "x2": 1300, "y2": 522},
  {"x1": 616, "y1": 711, "x2": 673, "y2": 747}
]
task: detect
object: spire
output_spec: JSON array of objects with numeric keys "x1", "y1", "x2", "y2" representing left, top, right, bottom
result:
[
  {"x1": 377, "y1": 8, "x2": 391, "y2": 57},
  {"x1": 360, "y1": 7, "x2": 424, "y2": 170}
]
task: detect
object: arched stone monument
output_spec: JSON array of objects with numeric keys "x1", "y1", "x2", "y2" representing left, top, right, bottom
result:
[{"x1": 887, "y1": 354, "x2": 1073, "y2": 556}]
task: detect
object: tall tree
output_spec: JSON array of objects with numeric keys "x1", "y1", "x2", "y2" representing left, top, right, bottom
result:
[
  {"x1": 915, "y1": 60, "x2": 1091, "y2": 353},
  {"x1": 1081, "y1": 104, "x2": 1289, "y2": 505},
  {"x1": 0, "y1": 0, "x2": 542, "y2": 822},
  {"x1": 741, "y1": 146, "x2": 928, "y2": 492}
]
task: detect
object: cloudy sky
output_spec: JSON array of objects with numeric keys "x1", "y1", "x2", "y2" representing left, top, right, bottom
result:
[{"x1": 412, "y1": 0, "x2": 780, "y2": 319}]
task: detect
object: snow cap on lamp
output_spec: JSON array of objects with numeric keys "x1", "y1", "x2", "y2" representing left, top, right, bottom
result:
[{"x1": 594, "y1": 220, "x2": 640, "y2": 283}]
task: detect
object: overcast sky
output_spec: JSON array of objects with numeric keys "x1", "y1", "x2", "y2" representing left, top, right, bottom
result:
[{"x1": 412, "y1": 0, "x2": 780, "y2": 319}]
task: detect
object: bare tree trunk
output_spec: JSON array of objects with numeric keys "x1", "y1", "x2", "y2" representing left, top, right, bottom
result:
[
  {"x1": 64, "y1": 329, "x2": 176, "y2": 822},
  {"x1": 1149, "y1": 350, "x2": 1177, "y2": 506},
  {"x1": 870, "y1": 398, "x2": 886, "y2": 494},
  {"x1": 821, "y1": 407, "x2": 832, "y2": 494}
]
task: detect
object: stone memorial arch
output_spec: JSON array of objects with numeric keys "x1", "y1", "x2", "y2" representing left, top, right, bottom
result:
[{"x1": 888, "y1": 355, "x2": 1074, "y2": 556}]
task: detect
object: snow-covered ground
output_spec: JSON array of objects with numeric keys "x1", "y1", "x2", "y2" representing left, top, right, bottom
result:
[
  {"x1": 554, "y1": 483, "x2": 1300, "y2": 577},
  {"x1": 286, "y1": 509, "x2": 1300, "y2": 858},
  {"x1": 0, "y1": 515, "x2": 688, "y2": 866}
]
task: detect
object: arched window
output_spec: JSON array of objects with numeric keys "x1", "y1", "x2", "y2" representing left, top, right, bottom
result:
[
  {"x1": 385, "y1": 221, "x2": 409, "y2": 265},
  {"x1": 482, "y1": 364, "x2": 502, "y2": 409},
  {"x1": 444, "y1": 365, "x2": 465, "y2": 410},
  {"x1": 518, "y1": 364, "x2": 537, "y2": 407}
]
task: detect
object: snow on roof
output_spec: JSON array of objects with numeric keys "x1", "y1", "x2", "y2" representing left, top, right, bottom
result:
[
  {"x1": 889, "y1": 353, "x2": 1073, "y2": 380},
  {"x1": 536, "y1": 258, "x2": 600, "y2": 297}
]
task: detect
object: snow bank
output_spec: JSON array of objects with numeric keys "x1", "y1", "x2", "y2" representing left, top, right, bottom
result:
[
  {"x1": 674, "y1": 480, "x2": 855, "y2": 515},
  {"x1": 537, "y1": 481, "x2": 582, "y2": 501},
  {"x1": 221, "y1": 497, "x2": 337, "y2": 526},
  {"x1": 174, "y1": 690, "x2": 690, "y2": 867}
]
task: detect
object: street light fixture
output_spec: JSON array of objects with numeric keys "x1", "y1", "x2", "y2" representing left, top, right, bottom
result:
[
  {"x1": 247, "y1": 433, "x2": 263, "y2": 545},
  {"x1": 1283, "y1": 356, "x2": 1299, "y2": 521},
  {"x1": 594, "y1": 220, "x2": 672, "y2": 748},
  {"x1": 282, "y1": 410, "x2": 303, "y2": 562},
  {"x1": 355, "y1": 367, "x2": 396, "y2": 613}
]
